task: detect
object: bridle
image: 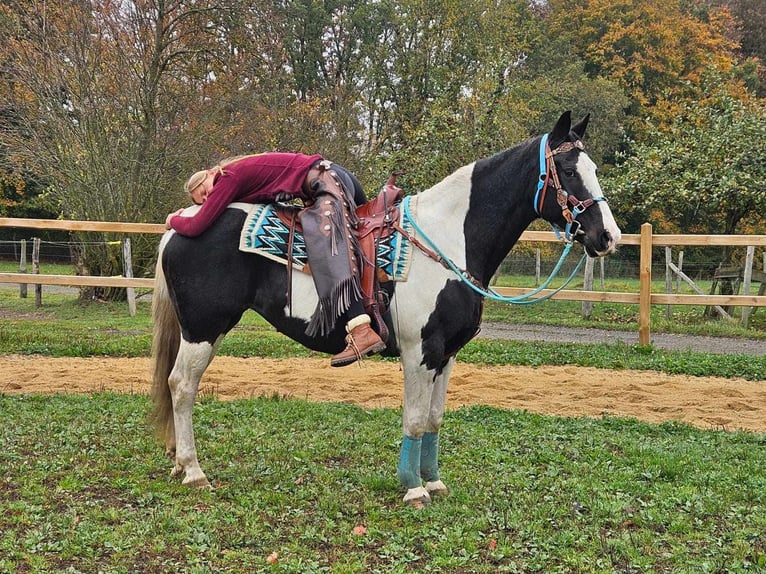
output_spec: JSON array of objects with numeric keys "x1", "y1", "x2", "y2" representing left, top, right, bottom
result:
[{"x1": 533, "y1": 133, "x2": 607, "y2": 242}]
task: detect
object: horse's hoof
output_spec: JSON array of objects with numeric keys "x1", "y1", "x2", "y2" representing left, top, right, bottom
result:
[
  {"x1": 170, "y1": 464, "x2": 184, "y2": 479},
  {"x1": 403, "y1": 486, "x2": 431, "y2": 509},
  {"x1": 183, "y1": 475, "x2": 212, "y2": 490},
  {"x1": 425, "y1": 480, "x2": 448, "y2": 496}
]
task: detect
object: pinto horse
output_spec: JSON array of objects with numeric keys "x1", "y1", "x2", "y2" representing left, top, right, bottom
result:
[{"x1": 151, "y1": 111, "x2": 621, "y2": 507}]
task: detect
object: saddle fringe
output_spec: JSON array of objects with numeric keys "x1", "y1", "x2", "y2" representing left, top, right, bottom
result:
[{"x1": 305, "y1": 276, "x2": 363, "y2": 337}]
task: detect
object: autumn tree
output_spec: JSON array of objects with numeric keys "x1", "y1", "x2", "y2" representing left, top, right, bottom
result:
[
  {"x1": 270, "y1": 0, "x2": 389, "y2": 169},
  {"x1": 0, "y1": 0, "x2": 255, "y2": 293},
  {"x1": 546, "y1": 0, "x2": 745, "y2": 140},
  {"x1": 696, "y1": 0, "x2": 766, "y2": 94}
]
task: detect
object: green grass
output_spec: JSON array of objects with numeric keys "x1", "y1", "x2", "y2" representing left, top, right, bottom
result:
[
  {"x1": 484, "y1": 274, "x2": 766, "y2": 338},
  {"x1": 460, "y1": 339, "x2": 766, "y2": 380},
  {"x1": 0, "y1": 260, "x2": 76, "y2": 274},
  {"x1": 1, "y1": 270, "x2": 766, "y2": 572},
  {"x1": 1, "y1": 393, "x2": 765, "y2": 573}
]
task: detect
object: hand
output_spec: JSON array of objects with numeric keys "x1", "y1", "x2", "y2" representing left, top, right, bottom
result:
[{"x1": 165, "y1": 208, "x2": 184, "y2": 229}]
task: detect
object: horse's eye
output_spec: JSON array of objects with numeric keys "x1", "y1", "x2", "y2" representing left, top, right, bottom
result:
[{"x1": 564, "y1": 169, "x2": 575, "y2": 177}]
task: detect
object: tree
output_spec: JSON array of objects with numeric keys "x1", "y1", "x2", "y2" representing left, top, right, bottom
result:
[
  {"x1": 358, "y1": 0, "x2": 628, "y2": 190},
  {"x1": 606, "y1": 81, "x2": 766, "y2": 252},
  {"x1": 695, "y1": 0, "x2": 766, "y2": 94}
]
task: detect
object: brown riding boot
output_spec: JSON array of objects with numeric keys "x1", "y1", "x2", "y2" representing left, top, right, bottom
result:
[{"x1": 331, "y1": 315, "x2": 386, "y2": 367}]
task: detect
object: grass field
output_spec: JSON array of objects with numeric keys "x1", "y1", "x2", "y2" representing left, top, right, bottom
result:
[
  {"x1": 1, "y1": 278, "x2": 765, "y2": 572},
  {"x1": 2, "y1": 394, "x2": 765, "y2": 573}
]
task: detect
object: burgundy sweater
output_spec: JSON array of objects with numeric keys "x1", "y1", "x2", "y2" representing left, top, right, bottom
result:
[{"x1": 170, "y1": 152, "x2": 322, "y2": 237}]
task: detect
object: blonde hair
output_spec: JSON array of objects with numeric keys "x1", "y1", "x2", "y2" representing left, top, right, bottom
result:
[
  {"x1": 184, "y1": 170, "x2": 209, "y2": 196},
  {"x1": 183, "y1": 154, "x2": 265, "y2": 197}
]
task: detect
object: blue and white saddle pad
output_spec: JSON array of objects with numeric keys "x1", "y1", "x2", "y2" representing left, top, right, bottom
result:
[{"x1": 239, "y1": 203, "x2": 413, "y2": 281}]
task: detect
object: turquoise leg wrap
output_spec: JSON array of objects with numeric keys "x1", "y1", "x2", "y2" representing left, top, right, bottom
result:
[
  {"x1": 420, "y1": 432, "x2": 440, "y2": 482},
  {"x1": 397, "y1": 435, "x2": 422, "y2": 489}
]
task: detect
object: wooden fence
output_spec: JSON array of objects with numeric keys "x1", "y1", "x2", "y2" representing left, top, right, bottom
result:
[{"x1": 1, "y1": 218, "x2": 765, "y2": 345}]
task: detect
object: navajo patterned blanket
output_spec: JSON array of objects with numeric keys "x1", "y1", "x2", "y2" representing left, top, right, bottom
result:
[{"x1": 239, "y1": 203, "x2": 414, "y2": 281}]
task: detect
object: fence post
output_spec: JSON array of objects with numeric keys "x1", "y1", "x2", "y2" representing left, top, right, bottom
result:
[
  {"x1": 19, "y1": 239, "x2": 27, "y2": 298},
  {"x1": 582, "y1": 256, "x2": 594, "y2": 319},
  {"x1": 599, "y1": 257, "x2": 605, "y2": 290},
  {"x1": 535, "y1": 248, "x2": 541, "y2": 287},
  {"x1": 32, "y1": 237, "x2": 41, "y2": 308},
  {"x1": 665, "y1": 246, "x2": 672, "y2": 319},
  {"x1": 122, "y1": 238, "x2": 136, "y2": 316},
  {"x1": 639, "y1": 223, "x2": 652, "y2": 346},
  {"x1": 676, "y1": 250, "x2": 684, "y2": 293},
  {"x1": 741, "y1": 245, "x2": 755, "y2": 328}
]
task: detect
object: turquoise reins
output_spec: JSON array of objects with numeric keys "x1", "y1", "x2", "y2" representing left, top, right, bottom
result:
[
  {"x1": 400, "y1": 194, "x2": 586, "y2": 305},
  {"x1": 397, "y1": 132, "x2": 610, "y2": 304}
]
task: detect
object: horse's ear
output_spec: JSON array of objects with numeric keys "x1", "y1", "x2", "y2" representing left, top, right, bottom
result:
[
  {"x1": 549, "y1": 111, "x2": 572, "y2": 147},
  {"x1": 571, "y1": 114, "x2": 590, "y2": 139}
]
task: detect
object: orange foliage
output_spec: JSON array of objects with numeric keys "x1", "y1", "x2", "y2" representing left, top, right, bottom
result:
[{"x1": 547, "y1": 0, "x2": 742, "y2": 133}]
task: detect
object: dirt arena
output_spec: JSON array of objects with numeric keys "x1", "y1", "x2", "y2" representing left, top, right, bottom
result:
[{"x1": 1, "y1": 354, "x2": 765, "y2": 433}]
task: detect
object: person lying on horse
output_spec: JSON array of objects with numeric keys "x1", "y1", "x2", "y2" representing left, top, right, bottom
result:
[{"x1": 164, "y1": 152, "x2": 386, "y2": 367}]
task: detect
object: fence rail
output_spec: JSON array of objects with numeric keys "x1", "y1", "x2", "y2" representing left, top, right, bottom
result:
[
  {"x1": 0, "y1": 272, "x2": 155, "y2": 289},
  {"x1": 0, "y1": 217, "x2": 165, "y2": 234},
  {"x1": 1, "y1": 218, "x2": 765, "y2": 345}
]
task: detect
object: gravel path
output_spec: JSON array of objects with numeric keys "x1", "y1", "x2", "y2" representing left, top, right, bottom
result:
[{"x1": 479, "y1": 322, "x2": 765, "y2": 356}]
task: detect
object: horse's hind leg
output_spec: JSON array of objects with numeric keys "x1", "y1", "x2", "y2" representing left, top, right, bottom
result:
[{"x1": 168, "y1": 338, "x2": 217, "y2": 488}]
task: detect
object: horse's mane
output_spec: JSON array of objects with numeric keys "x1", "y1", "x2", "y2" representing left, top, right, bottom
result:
[
  {"x1": 473, "y1": 134, "x2": 541, "y2": 182},
  {"x1": 478, "y1": 134, "x2": 540, "y2": 170}
]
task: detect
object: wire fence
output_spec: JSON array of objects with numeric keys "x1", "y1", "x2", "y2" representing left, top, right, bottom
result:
[
  {"x1": 1, "y1": 238, "x2": 763, "y2": 282},
  {"x1": 0, "y1": 239, "x2": 79, "y2": 263}
]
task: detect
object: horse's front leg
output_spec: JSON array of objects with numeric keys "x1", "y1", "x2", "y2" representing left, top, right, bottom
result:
[
  {"x1": 397, "y1": 355, "x2": 454, "y2": 507},
  {"x1": 421, "y1": 358, "x2": 453, "y2": 498},
  {"x1": 168, "y1": 339, "x2": 216, "y2": 488}
]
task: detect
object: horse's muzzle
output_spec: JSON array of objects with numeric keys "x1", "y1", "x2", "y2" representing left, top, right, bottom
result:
[{"x1": 582, "y1": 228, "x2": 620, "y2": 258}]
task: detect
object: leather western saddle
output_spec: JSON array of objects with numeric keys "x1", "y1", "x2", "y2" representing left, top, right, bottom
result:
[{"x1": 275, "y1": 174, "x2": 404, "y2": 342}]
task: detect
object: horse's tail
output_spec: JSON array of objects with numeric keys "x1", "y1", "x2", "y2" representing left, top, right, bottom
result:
[{"x1": 150, "y1": 242, "x2": 179, "y2": 446}]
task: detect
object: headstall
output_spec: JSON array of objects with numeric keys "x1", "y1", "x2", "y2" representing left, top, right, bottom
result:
[{"x1": 533, "y1": 133, "x2": 606, "y2": 242}]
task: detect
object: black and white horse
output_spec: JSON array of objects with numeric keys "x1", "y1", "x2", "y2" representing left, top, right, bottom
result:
[{"x1": 151, "y1": 111, "x2": 621, "y2": 507}]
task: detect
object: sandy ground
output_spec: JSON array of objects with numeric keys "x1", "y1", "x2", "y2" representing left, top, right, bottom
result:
[{"x1": 1, "y1": 354, "x2": 765, "y2": 433}]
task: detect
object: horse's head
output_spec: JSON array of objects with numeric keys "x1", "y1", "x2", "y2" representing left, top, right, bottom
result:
[{"x1": 535, "y1": 111, "x2": 621, "y2": 257}]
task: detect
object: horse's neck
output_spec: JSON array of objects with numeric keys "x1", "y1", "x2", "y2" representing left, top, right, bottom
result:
[
  {"x1": 412, "y1": 164, "x2": 475, "y2": 267},
  {"x1": 414, "y1": 146, "x2": 539, "y2": 285}
]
